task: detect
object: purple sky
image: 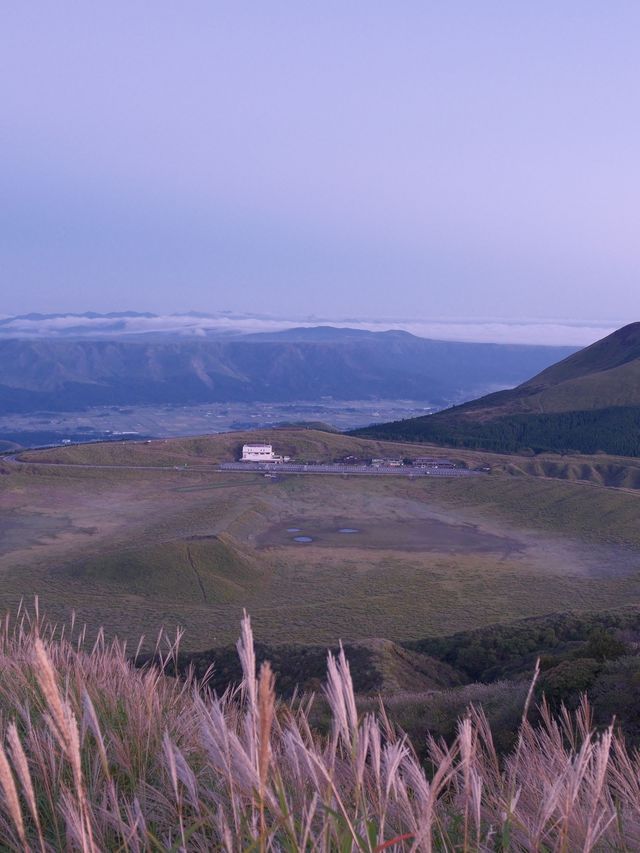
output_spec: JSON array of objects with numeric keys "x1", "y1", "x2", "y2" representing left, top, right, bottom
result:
[{"x1": 2, "y1": 3, "x2": 640, "y2": 336}]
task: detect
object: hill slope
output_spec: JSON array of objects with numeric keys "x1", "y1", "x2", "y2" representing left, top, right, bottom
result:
[{"x1": 353, "y1": 323, "x2": 640, "y2": 456}]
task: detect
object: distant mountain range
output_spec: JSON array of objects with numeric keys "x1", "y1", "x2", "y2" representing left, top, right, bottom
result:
[
  {"x1": 0, "y1": 311, "x2": 615, "y2": 346},
  {"x1": 354, "y1": 323, "x2": 640, "y2": 456},
  {"x1": 0, "y1": 323, "x2": 577, "y2": 414}
]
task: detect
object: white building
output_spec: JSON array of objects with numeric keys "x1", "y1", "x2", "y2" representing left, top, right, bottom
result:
[
  {"x1": 242, "y1": 443, "x2": 284, "y2": 463},
  {"x1": 371, "y1": 457, "x2": 403, "y2": 467}
]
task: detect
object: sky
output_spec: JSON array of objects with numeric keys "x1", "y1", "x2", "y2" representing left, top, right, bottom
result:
[{"x1": 2, "y1": 2, "x2": 640, "y2": 340}]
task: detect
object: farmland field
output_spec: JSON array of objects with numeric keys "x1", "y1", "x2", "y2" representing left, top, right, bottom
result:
[{"x1": 2, "y1": 429, "x2": 640, "y2": 649}]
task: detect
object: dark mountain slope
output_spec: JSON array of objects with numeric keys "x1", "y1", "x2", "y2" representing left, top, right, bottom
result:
[
  {"x1": 353, "y1": 323, "x2": 640, "y2": 456},
  {"x1": 0, "y1": 331, "x2": 575, "y2": 413}
]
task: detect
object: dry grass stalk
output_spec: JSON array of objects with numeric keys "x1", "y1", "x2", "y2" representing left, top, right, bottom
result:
[
  {"x1": 257, "y1": 660, "x2": 275, "y2": 850},
  {"x1": 0, "y1": 740, "x2": 27, "y2": 849},
  {"x1": 6, "y1": 722, "x2": 45, "y2": 853}
]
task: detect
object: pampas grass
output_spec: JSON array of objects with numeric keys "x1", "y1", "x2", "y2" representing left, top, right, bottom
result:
[{"x1": 0, "y1": 607, "x2": 636, "y2": 850}]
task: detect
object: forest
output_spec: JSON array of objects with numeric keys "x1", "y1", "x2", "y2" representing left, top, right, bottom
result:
[{"x1": 355, "y1": 405, "x2": 640, "y2": 456}]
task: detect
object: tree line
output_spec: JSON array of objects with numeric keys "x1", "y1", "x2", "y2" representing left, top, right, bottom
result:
[{"x1": 354, "y1": 405, "x2": 640, "y2": 456}]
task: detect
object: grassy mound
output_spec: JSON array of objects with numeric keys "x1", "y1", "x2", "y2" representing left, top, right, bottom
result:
[
  {"x1": 15, "y1": 427, "x2": 488, "y2": 468},
  {"x1": 56, "y1": 537, "x2": 258, "y2": 605}
]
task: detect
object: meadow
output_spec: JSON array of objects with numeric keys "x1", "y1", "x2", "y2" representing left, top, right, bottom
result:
[{"x1": 2, "y1": 430, "x2": 640, "y2": 650}]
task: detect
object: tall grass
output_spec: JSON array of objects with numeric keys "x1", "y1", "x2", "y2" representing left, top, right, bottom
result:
[{"x1": 0, "y1": 606, "x2": 637, "y2": 851}]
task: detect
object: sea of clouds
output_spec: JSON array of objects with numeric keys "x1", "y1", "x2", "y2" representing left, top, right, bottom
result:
[{"x1": 0, "y1": 312, "x2": 619, "y2": 347}]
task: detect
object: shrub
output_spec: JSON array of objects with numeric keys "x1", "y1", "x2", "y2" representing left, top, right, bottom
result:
[
  {"x1": 584, "y1": 627, "x2": 628, "y2": 661},
  {"x1": 591, "y1": 656, "x2": 640, "y2": 742},
  {"x1": 538, "y1": 658, "x2": 602, "y2": 709}
]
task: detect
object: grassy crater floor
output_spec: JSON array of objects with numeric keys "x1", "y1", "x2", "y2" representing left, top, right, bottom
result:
[{"x1": 2, "y1": 430, "x2": 640, "y2": 648}]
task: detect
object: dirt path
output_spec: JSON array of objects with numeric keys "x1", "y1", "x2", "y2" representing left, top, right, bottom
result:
[{"x1": 186, "y1": 546, "x2": 208, "y2": 602}]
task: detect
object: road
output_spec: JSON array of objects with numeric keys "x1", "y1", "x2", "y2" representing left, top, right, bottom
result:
[{"x1": 219, "y1": 461, "x2": 483, "y2": 478}]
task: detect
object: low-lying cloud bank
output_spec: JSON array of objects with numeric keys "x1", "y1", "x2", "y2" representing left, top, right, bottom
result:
[{"x1": 0, "y1": 312, "x2": 619, "y2": 346}]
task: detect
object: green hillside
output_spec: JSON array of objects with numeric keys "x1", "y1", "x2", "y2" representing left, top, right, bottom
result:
[{"x1": 354, "y1": 323, "x2": 640, "y2": 456}]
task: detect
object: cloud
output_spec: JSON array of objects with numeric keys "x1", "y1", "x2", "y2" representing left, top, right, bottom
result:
[
  {"x1": 0, "y1": 312, "x2": 618, "y2": 347},
  {"x1": 344, "y1": 319, "x2": 617, "y2": 347}
]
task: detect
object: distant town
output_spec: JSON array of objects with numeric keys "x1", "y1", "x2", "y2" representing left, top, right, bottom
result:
[{"x1": 0, "y1": 399, "x2": 439, "y2": 450}]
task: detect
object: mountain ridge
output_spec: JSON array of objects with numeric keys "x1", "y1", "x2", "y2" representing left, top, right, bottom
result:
[{"x1": 0, "y1": 331, "x2": 576, "y2": 414}]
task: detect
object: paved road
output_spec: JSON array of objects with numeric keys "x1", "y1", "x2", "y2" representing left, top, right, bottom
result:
[
  {"x1": 1, "y1": 454, "x2": 194, "y2": 472},
  {"x1": 219, "y1": 461, "x2": 483, "y2": 478},
  {"x1": 2, "y1": 452, "x2": 485, "y2": 478}
]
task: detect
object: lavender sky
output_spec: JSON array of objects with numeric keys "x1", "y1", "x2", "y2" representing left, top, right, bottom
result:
[{"x1": 2, "y1": 3, "x2": 640, "y2": 338}]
